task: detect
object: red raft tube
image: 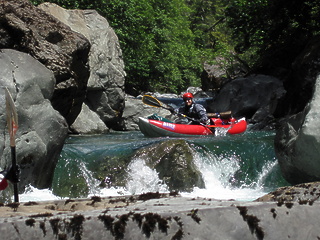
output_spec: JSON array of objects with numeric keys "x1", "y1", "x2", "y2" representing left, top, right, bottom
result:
[{"x1": 138, "y1": 116, "x2": 247, "y2": 137}]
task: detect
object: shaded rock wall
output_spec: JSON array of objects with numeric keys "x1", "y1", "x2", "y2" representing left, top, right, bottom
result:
[
  {"x1": 274, "y1": 37, "x2": 320, "y2": 185},
  {"x1": 276, "y1": 36, "x2": 320, "y2": 117},
  {"x1": 0, "y1": 0, "x2": 127, "y2": 192},
  {"x1": 207, "y1": 74, "x2": 285, "y2": 130},
  {"x1": 275, "y1": 75, "x2": 320, "y2": 184}
]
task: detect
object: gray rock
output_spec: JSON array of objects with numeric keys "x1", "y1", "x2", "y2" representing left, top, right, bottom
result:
[
  {"x1": 133, "y1": 139, "x2": 205, "y2": 192},
  {"x1": 274, "y1": 37, "x2": 320, "y2": 185},
  {"x1": 0, "y1": 195, "x2": 320, "y2": 239},
  {"x1": 0, "y1": 0, "x2": 90, "y2": 125},
  {"x1": 0, "y1": 49, "x2": 68, "y2": 191},
  {"x1": 39, "y1": 3, "x2": 126, "y2": 131},
  {"x1": 201, "y1": 62, "x2": 226, "y2": 91},
  {"x1": 139, "y1": 92, "x2": 179, "y2": 99},
  {"x1": 123, "y1": 95, "x2": 172, "y2": 131},
  {"x1": 275, "y1": 75, "x2": 320, "y2": 184},
  {"x1": 207, "y1": 74, "x2": 285, "y2": 129},
  {"x1": 70, "y1": 103, "x2": 109, "y2": 134},
  {"x1": 256, "y1": 181, "x2": 320, "y2": 203}
]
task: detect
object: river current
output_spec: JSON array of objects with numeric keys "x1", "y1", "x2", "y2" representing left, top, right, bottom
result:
[{"x1": 20, "y1": 129, "x2": 290, "y2": 202}]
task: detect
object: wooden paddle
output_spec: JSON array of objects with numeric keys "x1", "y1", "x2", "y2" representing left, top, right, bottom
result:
[
  {"x1": 5, "y1": 88, "x2": 19, "y2": 203},
  {"x1": 142, "y1": 95, "x2": 217, "y2": 133},
  {"x1": 207, "y1": 111, "x2": 232, "y2": 119}
]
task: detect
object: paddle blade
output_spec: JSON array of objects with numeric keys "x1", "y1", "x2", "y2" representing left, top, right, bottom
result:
[
  {"x1": 207, "y1": 111, "x2": 232, "y2": 119},
  {"x1": 5, "y1": 88, "x2": 18, "y2": 145},
  {"x1": 142, "y1": 95, "x2": 162, "y2": 108}
]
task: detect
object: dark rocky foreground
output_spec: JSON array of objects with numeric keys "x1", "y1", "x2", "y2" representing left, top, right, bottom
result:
[{"x1": 1, "y1": 182, "x2": 320, "y2": 240}]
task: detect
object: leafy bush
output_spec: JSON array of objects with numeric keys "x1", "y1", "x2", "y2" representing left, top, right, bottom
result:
[{"x1": 30, "y1": 0, "x2": 320, "y2": 94}]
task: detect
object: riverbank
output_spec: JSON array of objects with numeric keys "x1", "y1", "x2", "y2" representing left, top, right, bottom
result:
[{"x1": 1, "y1": 191, "x2": 319, "y2": 239}]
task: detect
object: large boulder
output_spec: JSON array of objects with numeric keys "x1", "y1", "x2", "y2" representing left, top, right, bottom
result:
[
  {"x1": 207, "y1": 74, "x2": 286, "y2": 129},
  {"x1": 39, "y1": 3, "x2": 126, "y2": 131},
  {"x1": 132, "y1": 139, "x2": 205, "y2": 192},
  {"x1": 201, "y1": 62, "x2": 226, "y2": 92},
  {"x1": 275, "y1": 75, "x2": 320, "y2": 184},
  {"x1": 0, "y1": 0, "x2": 90, "y2": 126},
  {"x1": 0, "y1": 49, "x2": 68, "y2": 192},
  {"x1": 274, "y1": 37, "x2": 320, "y2": 185}
]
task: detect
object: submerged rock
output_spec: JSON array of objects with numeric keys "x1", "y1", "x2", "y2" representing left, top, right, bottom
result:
[
  {"x1": 88, "y1": 139, "x2": 205, "y2": 193},
  {"x1": 132, "y1": 139, "x2": 205, "y2": 192}
]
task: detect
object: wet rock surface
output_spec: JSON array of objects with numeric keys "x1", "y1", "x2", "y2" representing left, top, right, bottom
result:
[
  {"x1": 256, "y1": 181, "x2": 320, "y2": 204},
  {"x1": 133, "y1": 140, "x2": 205, "y2": 192},
  {"x1": 1, "y1": 190, "x2": 320, "y2": 240}
]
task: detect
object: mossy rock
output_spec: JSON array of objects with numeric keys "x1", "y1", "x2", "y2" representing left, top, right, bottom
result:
[
  {"x1": 133, "y1": 139, "x2": 205, "y2": 192},
  {"x1": 92, "y1": 155, "x2": 132, "y2": 188}
]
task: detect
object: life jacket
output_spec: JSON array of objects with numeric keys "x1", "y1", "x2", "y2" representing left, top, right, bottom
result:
[{"x1": 178, "y1": 103, "x2": 208, "y2": 123}]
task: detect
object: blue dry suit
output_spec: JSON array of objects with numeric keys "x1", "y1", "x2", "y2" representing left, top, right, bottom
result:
[{"x1": 175, "y1": 102, "x2": 208, "y2": 124}]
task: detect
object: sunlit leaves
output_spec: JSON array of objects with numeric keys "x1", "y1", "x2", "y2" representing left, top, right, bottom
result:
[{"x1": 30, "y1": 0, "x2": 320, "y2": 94}]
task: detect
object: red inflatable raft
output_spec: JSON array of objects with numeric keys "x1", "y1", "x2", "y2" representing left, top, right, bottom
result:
[{"x1": 138, "y1": 116, "x2": 247, "y2": 137}]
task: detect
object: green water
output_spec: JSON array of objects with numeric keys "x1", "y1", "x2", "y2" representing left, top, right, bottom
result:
[{"x1": 52, "y1": 130, "x2": 289, "y2": 200}]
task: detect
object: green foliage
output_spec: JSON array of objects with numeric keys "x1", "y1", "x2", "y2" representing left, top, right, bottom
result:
[
  {"x1": 30, "y1": 0, "x2": 320, "y2": 94},
  {"x1": 31, "y1": 0, "x2": 204, "y2": 95},
  {"x1": 103, "y1": 0, "x2": 203, "y2": 94}
]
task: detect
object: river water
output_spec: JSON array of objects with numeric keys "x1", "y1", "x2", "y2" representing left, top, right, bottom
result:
[{"x1": 20, "y1": 129, "x2": 290, "y2": 202}]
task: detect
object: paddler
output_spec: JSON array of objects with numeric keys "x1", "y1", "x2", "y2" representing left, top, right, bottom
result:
[{"x1": 172, "y1": 92, "x2": 209, "y2": 125}]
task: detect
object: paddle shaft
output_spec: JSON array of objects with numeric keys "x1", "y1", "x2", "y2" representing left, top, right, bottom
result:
[
  {"x1": 142, "y1": 95, "x2": 215, "y2": 133},
  {"x1": 11, "y1": 146, "x2": 19, "y2": 203},
  {"x1": 142, "y1": 95, "x2": 231, "y2": 120}
]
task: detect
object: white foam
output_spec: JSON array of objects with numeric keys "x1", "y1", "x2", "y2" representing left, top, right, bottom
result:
[
  {"x1": 19, "y1": 185, "x2": 63, "y2": 202},
  {"x1": 125, "y1": 158, "x2": 169, "y2": 195}
]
